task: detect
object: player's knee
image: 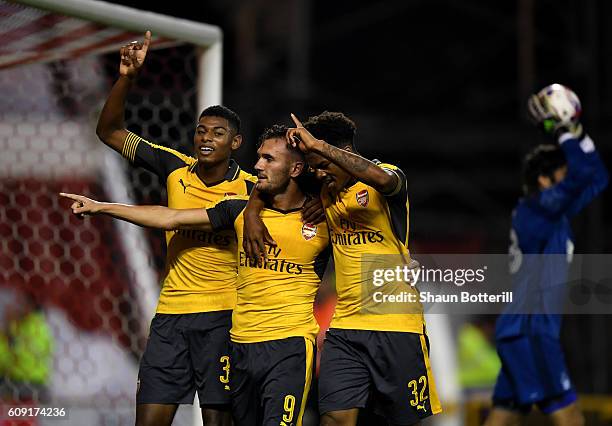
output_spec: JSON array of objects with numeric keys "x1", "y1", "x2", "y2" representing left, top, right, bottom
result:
[
  {"x1": 550, "y1": 402, "x2": 584, "y2": 426},
  {"x1": 135, "y1": 404, "x2": 176, "y2": 426},
  {"x1": 135, "y1": 418, "x2": 164, "y2": 426},
  {"x1": 135, "y1": 406, "x2": 176, "y2": 426},
  {"x1": 320, "y1": 410, "x2": 358, "y2": 426},
  {"x1": 483, "y1": 408, "x2": 522, "y2": 426},
  {"x1": 572, "y1": 413, "x2": 585, "y2": 426},
  {"x1": 201, "y1": 406, "x2": 232, "y2": 426},
  {"x1": 560, "y1": 410, "x2": 584, "y2": 426}
]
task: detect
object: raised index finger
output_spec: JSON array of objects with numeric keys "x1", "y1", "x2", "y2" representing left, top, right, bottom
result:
[
  {"x1": 142, "y1": 30, "x2": 152, "y2": 53},
  {"x1": 290, "y1": 113, "x2": 304, "y2": 128}
]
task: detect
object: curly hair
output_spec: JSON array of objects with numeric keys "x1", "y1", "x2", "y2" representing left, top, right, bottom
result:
[{"x1": 304, "y1": 111, "x2": 356, "y2": 149}]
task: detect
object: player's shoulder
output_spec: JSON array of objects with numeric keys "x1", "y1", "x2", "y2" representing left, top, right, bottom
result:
[
  {"x1": 372, "y1": 159, "x2": 402, "y2": 173},
  {"x1": 133, "y1": 131, "x2": 196, "y2": 165},
  {"x1": 223, "y1": 194, "x2": 250, "y2": 202},
  {"x1": 514, "y1": 197, "x2": 537, "y2": 220},
  {"x1": 213, "y1": 194, "x2": 250, "y2": 209},
  {"x1": 371, "y1": 159, "x2": 406, "y2": 198},
  {"x1": 237, "y1": 169, "x2": 257, "y2": 184},
  {"x1": 513, "y1": 197, "x2": 552, "y2": 232},
  {"x1": 511, "y1": 200, "x2": 528, "y2": 226},
  {"x1": 372, "y1": 159, "x2": 406, "y2": 185}
]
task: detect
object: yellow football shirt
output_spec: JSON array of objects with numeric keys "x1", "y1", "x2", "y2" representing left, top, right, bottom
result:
[
  {"x1": 122, "y1": 131, "x2": 256, "y2": 314},
  {"x1": 323, "y1": 162, "x2": 424, "y2": 333},
  {"x1": 207, "y1": 196, "x2": 330, "y2": 343}
]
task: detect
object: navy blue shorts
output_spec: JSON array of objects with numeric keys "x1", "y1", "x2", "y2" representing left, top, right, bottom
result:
[
  {"x1": 318, "y1": 329, "x2": 442, "y2": 425},
  {"x1": 137, "y1": 311, "x2": 232, "y2": 406},
  {"x1": 230, "y1": 337, "x2": 315, "y2": 426},
  {"x1": 492, "y1": 334, "x2": 577, "y2": 414}
]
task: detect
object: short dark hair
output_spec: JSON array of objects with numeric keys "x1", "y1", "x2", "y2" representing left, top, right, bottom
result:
[
  {"x1": 258, "y1": 124, "x2": 303, "y2": 161},
  {"x1": 304, "y1": 111, "x2": 356, "y2": 149},
  {"x1": 199, "y1": 105, "x2": 241, "y2": 134},
  {"x1": 258, "y1": 124, "x2": 288, "y2": 146},
  {"x1": 522, "y1": 144, "x2": 567, "y2": 195}
]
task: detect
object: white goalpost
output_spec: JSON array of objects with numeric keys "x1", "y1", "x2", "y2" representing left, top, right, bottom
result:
[
  {"x1": 0, "y1": 1, "x2": 222, "y2": 424},
  {"x1": 15, "y1": 0, "x2": 223, "y2": 106}
]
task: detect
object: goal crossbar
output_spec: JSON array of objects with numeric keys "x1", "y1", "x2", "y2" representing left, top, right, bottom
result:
[{"x1": 13, "y1": 0, "x2": 222, "y2": 47}]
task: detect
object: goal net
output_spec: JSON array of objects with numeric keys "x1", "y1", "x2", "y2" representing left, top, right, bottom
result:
[{"x1": 0, "y1": 1, "x2": 221, "y2": 424}]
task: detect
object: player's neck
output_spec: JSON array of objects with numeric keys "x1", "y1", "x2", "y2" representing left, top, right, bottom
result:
[
  {"x1": 196, "y1": 158, "x2": 230, "y2": 185},
  {"x1": 268, "y1": 182, "x2": 305, "y2": 212}
]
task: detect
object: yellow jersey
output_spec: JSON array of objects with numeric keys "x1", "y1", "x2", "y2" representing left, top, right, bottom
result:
[
  {"x1": 323, "y1": 161, "x2": 424, "y2": 333},
  {"x1": 122, "y1": 131, "x2": 256, "y2": 314},
  {"x1": 207, "y1": 196, "x2": 330, "y2": 343}
]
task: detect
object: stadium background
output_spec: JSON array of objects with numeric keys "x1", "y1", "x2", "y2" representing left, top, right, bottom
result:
[{"x1": 0, "y1": 0, "x2": 611, "y2": 425}]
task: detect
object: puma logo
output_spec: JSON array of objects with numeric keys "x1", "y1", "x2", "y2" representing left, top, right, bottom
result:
[
  {"x1": 179, "y1": 178, "x2": 190, "y2": 193},
  {"x1": 416, "y1": 404, "x2": 426, "y2": 412}
]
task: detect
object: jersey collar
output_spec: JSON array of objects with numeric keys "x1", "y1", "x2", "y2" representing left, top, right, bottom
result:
[
  {"x1": 189, "y1": 159, "x2": 242, "y2": 187},
  {"x1": 225, "y1": 159, "x2": 241, "y2": 181}
]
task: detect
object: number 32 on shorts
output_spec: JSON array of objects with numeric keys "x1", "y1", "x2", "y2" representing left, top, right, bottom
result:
[{"x1": 408, "y1": 375, "x2": 428, "y2": 411}]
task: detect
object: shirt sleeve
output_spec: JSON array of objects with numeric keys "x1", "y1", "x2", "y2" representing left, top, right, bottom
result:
[
  {"x1": 206, "y1": 198, "x2": 249, "y2": 232},
  {"x1": 121, "y1": 131, "x2": 194, "y2": 181},
  {"x1": 377, "y1": 162, "x2": 408, "y2": 198},
  {"x1": 374, "y1": 162, "x2": 410, "y2": 246}
]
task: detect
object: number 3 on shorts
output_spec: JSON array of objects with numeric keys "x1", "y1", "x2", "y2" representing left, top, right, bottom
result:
[
  {"x1": 219, "y1": 355, "x2": 230, "y2": 388},
  {"x1": 408, "y1": 375, "x2": 428, "y2": 409}
]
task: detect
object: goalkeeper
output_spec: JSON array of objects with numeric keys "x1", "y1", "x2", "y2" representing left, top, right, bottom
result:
[{"x1": 484, "y1": 85, "x2": 608, "y2": 426}]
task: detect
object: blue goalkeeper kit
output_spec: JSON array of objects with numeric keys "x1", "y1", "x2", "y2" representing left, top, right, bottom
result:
[{"x1": 492, "y1": 132, "x2": 608, "y2": 412}]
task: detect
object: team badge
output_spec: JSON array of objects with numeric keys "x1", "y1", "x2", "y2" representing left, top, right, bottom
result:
[
  {"x1": 301, "y1": 223, "x2": 317, "y2": 240},
  {"x1": 356, "y1": 189, "x2": 369, "y2": 207}
]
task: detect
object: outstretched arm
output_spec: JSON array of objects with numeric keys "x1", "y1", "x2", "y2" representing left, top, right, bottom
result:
[
  {"x1": 96, "y1": 31, "x2": 151, "y2": 153},
  {"x1": 287, "y1": 113, "x2": 399, "y2": 194},
  {"x1": 59, "y1": 192, "x2": 212, "y2": 231}
]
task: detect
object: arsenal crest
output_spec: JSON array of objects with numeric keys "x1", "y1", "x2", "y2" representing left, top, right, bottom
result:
[
  {"x1": 301, "y1": 223, "x2": 317, "y2": 240},
  {"x1": 356, "y1": 189, "x2": 369, "y2": 207}
]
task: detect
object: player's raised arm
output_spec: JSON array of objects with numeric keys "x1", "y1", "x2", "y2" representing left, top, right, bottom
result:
[
  {"x1": 59, "y1": 192, "x2": 212, "y2": 231},
  {"x1": 526, "y1": 84, "x2": 609, "y2": 216},
  {"x1": 287, "y1": 113, "x2": 398, "y2": 194},
  {"x1": 95, "y1": 31, "x2": 152, "y2": 153}
]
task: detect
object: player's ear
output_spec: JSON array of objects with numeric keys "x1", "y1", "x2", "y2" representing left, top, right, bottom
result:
[
  {"x1": 231, "y1": 134, "x2": 243, "y2": 151},
  {"x1": 537, "y1": 174, "x2": 552, "y2": 190},
  {"x1": 290, "y1": 161, "x2": 304, "y2": 178}
]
